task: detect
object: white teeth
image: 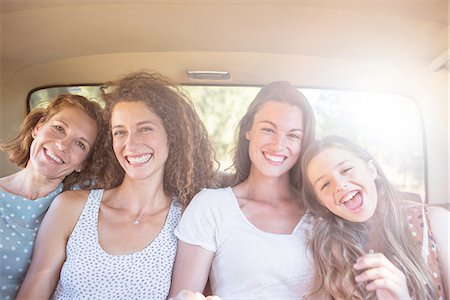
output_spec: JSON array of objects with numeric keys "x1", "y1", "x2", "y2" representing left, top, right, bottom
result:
[
  {"x1": 46, "y1": 149, "x2": 63, "y2": 163},
  {"x1": 342, "y1": 191, "x2": 358, "y2": 203},
  {"x1": 265, "y1": 153, "x2": 285, "y2": 163},
  {"x1": 127, "y1": 154, "x2": 152, "y2": 165}
]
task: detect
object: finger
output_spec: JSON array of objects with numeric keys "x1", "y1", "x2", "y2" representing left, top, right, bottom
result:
[
  {"x1": 354, "y1": 253, "x2": 400, "y2": 274},
  {"x1": 355, "y1": 266, "x2": 390, "y2": 283},
  {"x1": 366, "y1": 278, "x2": 411, "y2": 299},
  {"x1": 355, "y1": 266, "x2": 404, "y2": 284}
]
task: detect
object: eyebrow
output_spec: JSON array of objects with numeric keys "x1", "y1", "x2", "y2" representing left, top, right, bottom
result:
[
  {"x1": 111, "y1": 120, "x2": 159, "y2": 130},
  {"x1": 312, "y1": 160, "x2": 349, "y2": 186},
  {"x1": 259, "y1": 120, "x2": 304, "y2": 132}
]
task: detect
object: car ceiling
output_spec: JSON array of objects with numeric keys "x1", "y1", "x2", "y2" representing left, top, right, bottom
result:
[{"x1": 1, "y1": 0, "x2": 448, "y2": 88}]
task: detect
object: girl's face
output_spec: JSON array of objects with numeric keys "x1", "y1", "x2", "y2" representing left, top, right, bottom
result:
[
  {"x1": 306, "y1": 147, "x2": 378, "y2": 222},
  {"x1": 111, "y1": 101, "x2": 169, "y2": 181},
  {"x1": 245, "y1": 101, "x2": 304, "y2": 179},
  {"x1": 29, "y1": 107, "x2": 98, "y2": 181}
]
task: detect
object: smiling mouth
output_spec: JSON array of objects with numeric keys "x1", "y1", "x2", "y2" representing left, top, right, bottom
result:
[
  {"x1": 45, "y1": 148, "x2": 64, "y2": 164},
  {"x1": 126, "y1": 154, "x2": 152, "y2": 165},
  {"x1": 263, "y1": 152, "x2": 286, "y2": 163},
  {"x1": 341, "y1": 190, "x2": 364, "y2": 211}
]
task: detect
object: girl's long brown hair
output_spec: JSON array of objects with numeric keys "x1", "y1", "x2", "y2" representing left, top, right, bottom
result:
[{"x1": 301, "y1": 135, "x2": 437, "y2": 299}]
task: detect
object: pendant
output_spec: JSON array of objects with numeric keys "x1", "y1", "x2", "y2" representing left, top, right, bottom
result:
[{"x1": 132, "y1": 219, "x2": 140, "y2": 225}]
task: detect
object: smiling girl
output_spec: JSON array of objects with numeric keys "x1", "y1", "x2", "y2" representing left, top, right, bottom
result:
[{"x1": 301, "y1": 135, "x2": 448, "y2": 300}]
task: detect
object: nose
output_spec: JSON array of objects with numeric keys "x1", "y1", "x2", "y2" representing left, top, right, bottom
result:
[
  {"x1": 54, "y1": 137, "x2": 70, "y2": 152},
  {"x1": 271, "y1": 134, "x2": 286, "y2": 150},
  {"x1": 125, "y1": 132, "x2": 142, "y2": 150},
  {"x1": 334, "y1": 175, "x2": 349, "y2": 192}
]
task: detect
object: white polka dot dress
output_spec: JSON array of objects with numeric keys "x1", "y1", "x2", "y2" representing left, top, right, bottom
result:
[
  {"x1": 52, "y1": 189, "x2": 181, "y2": 300},
  {"x1": 0, "y1": 184, "x2": 63, "y2": 300}
]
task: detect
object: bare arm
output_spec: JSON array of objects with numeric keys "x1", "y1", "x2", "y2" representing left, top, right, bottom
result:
[
  {"x1": 168, "y1": 240, "x2": 215, "y2": 297},
  {"x1": 16, "y1": 190, "x2": 88, "y2": 299},
  {"x1": 428, "y1": 206, "x2": 449, "y2": 297}
]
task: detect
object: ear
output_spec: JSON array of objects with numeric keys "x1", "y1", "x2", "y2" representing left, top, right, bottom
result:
[
  {"x1": 31, "y1": 117, "x2": 45, "y2": 138},
  {"x1": 75, "y1": 161, "x2": 86, "y2": 173},
  {"x1": 367, "y1": 160, "x2": 378, "y2": 180},
  {"x1": 245, "y1": 131, "x2": 251, "y2": 141}
]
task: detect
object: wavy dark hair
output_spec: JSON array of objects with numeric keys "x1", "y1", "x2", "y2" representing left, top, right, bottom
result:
[
  {"x1": 99, "y1": 71, "x2": 218, "y2": 206},
  {"x1": 301, "y1": 135, "x2": 437, "y2": 299},
  {"x1": 227, "y1": 81, "x2": 315, "y2": 190},
  {"x1": 0, "y1": 94, "x2": 106, "y2": 190}
]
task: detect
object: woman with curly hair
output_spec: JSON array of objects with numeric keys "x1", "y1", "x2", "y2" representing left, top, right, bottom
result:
[
  {"x1": 18, "y1": 71, "x2": 218, "y2": 299},
  {"x1": 0, "y1": 94, "x2": 104, "y2": 299},
  {"x1": 301, "y1": 135, "x2": 448, "y2": 299}
]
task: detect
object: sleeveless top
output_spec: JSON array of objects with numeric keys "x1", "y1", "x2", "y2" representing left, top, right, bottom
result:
[
  {"x1": 0, "y1": 184, "x2": 63, "y2": 300},
  {"x1": 52, "y1": 189, "x2": 181, "y2": 300},
  {"x1": 406, "y1": 205, "x2": 446, "y2": 300}
]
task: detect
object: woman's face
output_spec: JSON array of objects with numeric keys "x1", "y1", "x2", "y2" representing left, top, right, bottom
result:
[
  {"x1": 29, "y1": 107, "x2": 98, "y2": 181},
  {"x1": 245, "y1": 101, "x2": 304, "y2": 179},
  {"x1": 306, "y1": 147, "x2": 378, "y2": 222},
  {"x1": 111, "y1": 101, "x2": 169, "y2": 181}
]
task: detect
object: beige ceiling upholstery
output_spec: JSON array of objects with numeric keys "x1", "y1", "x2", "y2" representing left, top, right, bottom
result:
[{"x1": 1, "y1": 0, "x2": 448, "y2": 89}]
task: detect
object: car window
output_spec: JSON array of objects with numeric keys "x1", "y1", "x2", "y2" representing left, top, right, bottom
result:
[{"x1": 29, "y1": 85, "x2": 425, "y2": 199}]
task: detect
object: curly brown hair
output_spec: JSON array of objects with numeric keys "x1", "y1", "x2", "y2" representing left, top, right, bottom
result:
[
  {"x1": 0, "y1": 94, "x2": 106, "y2": 190},
  {"x1": 99, "y1": 71, "x2": 218, "y2": 206}
]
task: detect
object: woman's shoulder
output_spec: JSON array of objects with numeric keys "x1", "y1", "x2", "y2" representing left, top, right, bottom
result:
[
  {"x1": 57, "y1": 188, "x2": 92, "y2": 201},
  {"x1": 402, "y1": 202, "x2": 448, "y2": 218},
  {"x1": 185, "y1": 187, "x2": 235, "y2": 214},
  {"x1": 192, "y1": 187, "x2": 235, "y2": 205},
  {"x1": 52, "y1": 189, "x2": 99, "y2": 212}
]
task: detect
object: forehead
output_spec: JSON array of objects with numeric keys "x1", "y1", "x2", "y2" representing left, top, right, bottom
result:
[
  {"x1": 49, "y1": 106, "x2": 98, "y2": 139},
  {"x1": 254, "y1": 101, "x2": 304, "y2": 126},
  {"x1": 49, "y1": 106, "x2": 93, "y2": 124},
  {"x1": 307, "y1": 147, "x2": 360, "y2": 177},
  {"x1": 111, "y1": 101, "x2": 161, "y2": 123}
]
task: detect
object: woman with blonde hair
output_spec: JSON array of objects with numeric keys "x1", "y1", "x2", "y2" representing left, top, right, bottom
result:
[
  {"x1": 0, "y1": 94, "x2": 104, "y2": 298},
  {"x1": 301, "y1": 135, "x2": 448, "y2": 299}
]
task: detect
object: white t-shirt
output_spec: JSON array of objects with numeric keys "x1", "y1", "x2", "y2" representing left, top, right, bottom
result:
[{"x1": 175, "y1": 187, "x2": 316, "y2": 300}]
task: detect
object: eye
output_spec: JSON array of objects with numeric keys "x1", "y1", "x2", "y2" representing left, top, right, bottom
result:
[
  {"x1": 139, "y1": 126, "x2": 153, "y2": 133},
  {"x1": 261, "y1": 127, "x2": 274, "y2": 133},
  {"x1": 52, "y1": 124, "x2": 65, "y2": 134},
  {"x1": 113, "y1": 130, "x2": 126, "y2": 137},
  {"x1": 287, "y1": 133, "x2": 302, "y2": 140},
  {"x1": 75, "y1": 141, "x2": 87, "y2": 151},
  {"x1": 342, "y1": 167, "x2": 354, "y2": 174},
  {"x1": 319, "y1": 181, "x2": 330, "y2": 191}
]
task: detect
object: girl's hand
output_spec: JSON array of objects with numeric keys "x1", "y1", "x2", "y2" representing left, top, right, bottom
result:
[
  {"x1": 169, "y1": 290, "x2": 222, "y2": 300},
  {"x1": 353, "y1": 252, "x2": 411, "y2": 300}
]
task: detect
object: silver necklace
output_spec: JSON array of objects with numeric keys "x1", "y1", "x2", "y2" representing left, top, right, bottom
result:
[{"x1": 131, "y1": 214, "x2": 145, "y2": 225}]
